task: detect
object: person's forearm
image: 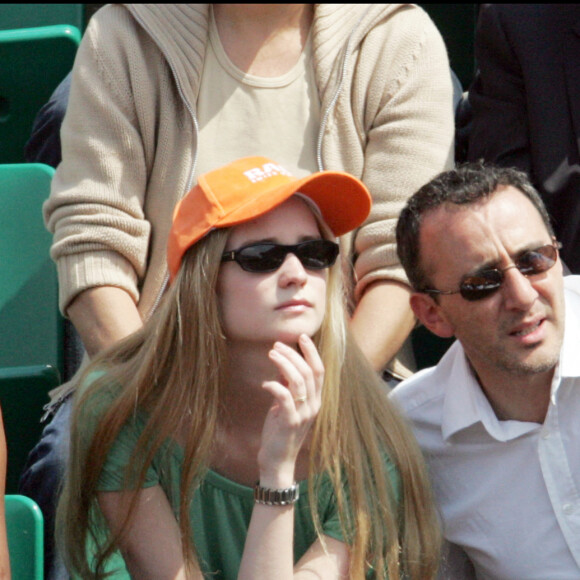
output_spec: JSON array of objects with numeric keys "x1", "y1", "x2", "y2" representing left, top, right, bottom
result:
[
  {"x1": 239, "y1": 337, "x2": 323, "y2": 579},
  {"x1": 238, "y1": 461, "x2": 297, "y2": 579},
  {"x1": 67, "y1": 286, "x2": 144, "y2": 357},
  {"x1": 99, "y1": 487, "x2": 196, "y2": 580},
  {"x1": 238, "y1": 500, "x2": 295, "y2": 580},
  {"x1": 349, "y1": 280, "x2": 415, "y2": 372},
  {"x1": 238, "y1": 434, "x2": 296, "y2": 580}
]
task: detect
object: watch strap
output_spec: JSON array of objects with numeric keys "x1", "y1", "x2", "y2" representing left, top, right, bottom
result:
[{"x1": 254, "y1": 482, "x2": 299, "y2": 506}]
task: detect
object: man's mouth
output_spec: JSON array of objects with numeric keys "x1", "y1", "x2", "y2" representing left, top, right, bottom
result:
[{"x1": 510, "y1": 318, "x2": 543, "y2": 337}]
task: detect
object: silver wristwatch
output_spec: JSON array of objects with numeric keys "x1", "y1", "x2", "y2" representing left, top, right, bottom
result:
[{"x1": 253, "y1": 482, "x2": 299, "y2": 506}]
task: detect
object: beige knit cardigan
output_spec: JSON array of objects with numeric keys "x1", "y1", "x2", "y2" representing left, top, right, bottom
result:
[{"x1": 45, "y1": 3, "x2": 454, "y2": 323}]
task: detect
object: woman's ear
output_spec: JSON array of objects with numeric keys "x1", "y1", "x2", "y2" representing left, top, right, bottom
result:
[{"x1": 410, "y1": 292, "x2": 455, "y2": 338}]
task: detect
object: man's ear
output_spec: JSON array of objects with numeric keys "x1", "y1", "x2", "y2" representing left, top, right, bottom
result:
[{"x1": 410, "y1": 292, "x2": 455, "y2": 338}]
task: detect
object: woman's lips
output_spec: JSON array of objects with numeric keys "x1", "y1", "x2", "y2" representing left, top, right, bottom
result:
[{"x1": 276, "y1": 299, "x2": 312, "y2": 311}]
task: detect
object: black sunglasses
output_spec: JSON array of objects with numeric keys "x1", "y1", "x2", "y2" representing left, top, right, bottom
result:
[
  {"x1": 221, "y1": 239, "x2": 339, "y2": 273},
  {"x1": 422, "y1": 242, "x2": 561, "y2": 302}
]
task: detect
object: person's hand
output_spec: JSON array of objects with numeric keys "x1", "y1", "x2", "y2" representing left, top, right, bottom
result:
[{"x1": 258, "y1": 334, "x2": 324, "y2": 487}]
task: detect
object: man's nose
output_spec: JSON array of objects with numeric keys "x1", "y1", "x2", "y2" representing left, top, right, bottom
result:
[{"x1": 502, "y1": 265, "x2": 539, "y2": 310}]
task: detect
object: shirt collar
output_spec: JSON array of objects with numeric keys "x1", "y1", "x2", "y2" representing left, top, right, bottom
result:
[
  {"x1": 558, "y1": 278, "x2": 580, "y2": 380},
  {"x1": 441, "y1": 345, "x2": 541, "y2": 443},
  {"x1": 544, "y1": 277, "x2": 580, "y2": 407},
  {"x1": 440, "y1": 346, "x2": 484, "y2": 440}
]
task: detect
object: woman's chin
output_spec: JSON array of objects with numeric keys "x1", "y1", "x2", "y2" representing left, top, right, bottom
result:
[{"x1": 274, "y1": 327, "x2": 317, "y2": 346}]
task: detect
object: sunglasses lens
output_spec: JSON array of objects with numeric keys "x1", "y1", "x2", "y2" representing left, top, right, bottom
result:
[
  {"x1": 236, "y1": 244, "x2": 285, "y2": 272},
  {"x1": 296, "y1": 240, "x2": 339, "y2": 269},
  {"x1": 234, "y1": 241, "x2": 339, "y2": 272},
  {"x1": 458, "y1": 244, "x2": 558, "y2": 301},
  {"x1": 516, "y1": 244, "x2": 558, "y2": 275},
  {"x1": 460, "y1": 270, "x2": 503, "y2": 301}
]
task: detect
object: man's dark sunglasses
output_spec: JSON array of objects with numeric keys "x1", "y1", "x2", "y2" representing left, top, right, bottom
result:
[
  {"x1": 422, "y1": 242, "x2": 561, "y2": 302},
  {"x1": 221, "y1": 239, "x2": 339, "y2": 273}
]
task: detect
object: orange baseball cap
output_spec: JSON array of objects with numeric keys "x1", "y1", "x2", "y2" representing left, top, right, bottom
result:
[{"x1": 167, "y1": 156, "x2": 372, "y2": 279}]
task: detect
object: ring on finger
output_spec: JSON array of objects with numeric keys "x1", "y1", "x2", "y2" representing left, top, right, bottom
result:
[{"x1": 294, "y1": 395, "x2": 307, "y2": 404}]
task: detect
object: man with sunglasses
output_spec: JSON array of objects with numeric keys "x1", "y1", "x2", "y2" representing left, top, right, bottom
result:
[{"x1": 391, "y1": 162, "x2": 580, "y2": 578}]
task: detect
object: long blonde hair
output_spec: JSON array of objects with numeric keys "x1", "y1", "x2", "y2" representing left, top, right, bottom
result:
[{"x1": 58, "y1": 219, "x2": 441, "y2": 579}]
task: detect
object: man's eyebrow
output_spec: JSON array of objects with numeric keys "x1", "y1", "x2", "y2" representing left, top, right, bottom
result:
[
  {"x1": 461, "y1": 241, "x2": 550, "y2": 278},
  {"x1": 513, "y1": 241, "x2": 551, "y2": 258}
]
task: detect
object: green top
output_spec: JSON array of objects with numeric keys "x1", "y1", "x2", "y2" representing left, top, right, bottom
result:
[{"x1": 81, "y1": 374, "x2": 400, "y2": 578}]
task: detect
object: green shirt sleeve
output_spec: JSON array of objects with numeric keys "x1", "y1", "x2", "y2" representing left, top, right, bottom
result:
[
  {"x1": 97, "y1": 412, "x2": 160, "y2": 491},
  {"x1": 75, "y1": 370, "x2": 159, "y2": 492}
]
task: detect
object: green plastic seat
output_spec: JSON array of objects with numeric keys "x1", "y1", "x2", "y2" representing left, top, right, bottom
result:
[
  {"x1": 0, "y1": 25, "x2": 81, "y2": 163},
  {"x1": 5, "y1": 494, "x2": 44, "y2": 580},
  {"x1": 0, "y1": 4, "x2": 85, "y2": 31},
  {"x1": 0, "y1": 365, "x2": 61, "y2": 493},
  {"x1": 0, "y1": 163, "x2": 64, "y2": 378}
]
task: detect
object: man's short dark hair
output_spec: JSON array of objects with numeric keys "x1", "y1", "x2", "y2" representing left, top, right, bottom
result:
[{"x1": 396, "y1": 162, "x2": 555, "y2": 292}]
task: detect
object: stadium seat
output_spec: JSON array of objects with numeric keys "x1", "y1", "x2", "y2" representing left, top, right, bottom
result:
[
  {"x1": 5, "y1": 494, "x2": 44, "y2": 579},
  {"x1": 0, "y1": 25, "x2": 80, "y2": 163},
  {"x1": 0, "y1": 163, "x2": 64, "y2": 377},
  {"x1": 0, "y1": 4, "x2": 85, "y2": 31},
  {"x1": 0, "y1": 365, "x2": 61, "y2": 493}
]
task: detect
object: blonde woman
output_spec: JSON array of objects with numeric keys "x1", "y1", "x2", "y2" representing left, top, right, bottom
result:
[{"x1": 58, "y1": 157, "x2": 440, "y2": 579}]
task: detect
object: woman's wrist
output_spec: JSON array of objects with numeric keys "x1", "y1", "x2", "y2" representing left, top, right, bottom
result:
[
  {"x1": 257, "y1": 464, "x2": 296, "y2": 489},
  {"x1": 254, "y1": 482, "x2": 299, "y2": 506}
]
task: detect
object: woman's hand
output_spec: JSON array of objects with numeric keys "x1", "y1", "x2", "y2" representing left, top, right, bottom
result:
[
  {"x1": 258, "y1": 334, "x2": 324, "y2": 488},
  {"x1": 240, "y1": 337, "x2": 350, "y2": 580}
]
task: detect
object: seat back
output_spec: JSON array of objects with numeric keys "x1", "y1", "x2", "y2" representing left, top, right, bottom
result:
[
  {"x1": 0, "y1": 365, "x2": 61, "y2": 493},
  {"x1": 0, "y1": 25, "x2": 81, "y2": 163},
  {"x1": 0, "y1": 163, "x2": 64, "y2": 377},
  {"x1": 5, "y1": 494, "x2": 44, "y2": 580},
  {"x1": 0, "y1": 4, "x2": 85, "y2": 31}
]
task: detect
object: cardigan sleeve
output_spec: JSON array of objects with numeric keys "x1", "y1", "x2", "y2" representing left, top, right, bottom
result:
[
  {"x1": 43, "y1": 6, "x2": 155, "y2": 314},
  {"x1": 352, "y1": 7, "x2": 455, "y2": 299}
]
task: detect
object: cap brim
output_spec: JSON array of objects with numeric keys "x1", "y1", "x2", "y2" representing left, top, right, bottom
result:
[{"x1": 221, "y1": 170, "x2": 371, "y2": 237}]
